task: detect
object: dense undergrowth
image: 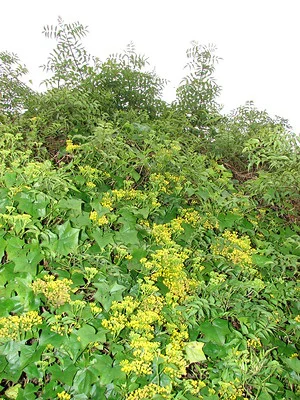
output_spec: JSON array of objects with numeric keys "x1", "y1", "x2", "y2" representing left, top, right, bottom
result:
[{"x1": 0, "y1": 18, "x2": 299, "y2": 400}]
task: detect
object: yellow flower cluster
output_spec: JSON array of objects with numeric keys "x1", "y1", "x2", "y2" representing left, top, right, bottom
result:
[
  {"x1": 170, "y1": 217, "x2": 185, "y2": 233},
  {"x1": 149, "y1": 173, "x2": 170, "y2": 193},
  {"x1": 149, "y1": 172, "x2": 185, "y2": 194},
  {"x1": 0, "y1": 213, "x2": 31, "y2": 223},
  {"x1": 247, "y1": 337, "x2": 262, "y2": 349},
  {"x1": 218, "y1": 380, "x2": 244, "y2": 400},
  {"x1": 294, "y1": 315, "x2": 300, "y2": 323},
  {"x1": 79, "y1": 166, "x2": 98, "y2": 188},
  {"x1": 152, "y1": 223, "x2": 173, "y2": 245},
  {"x1": 141, "y1": 248, "x2": 196, "y2": 304},
  {"x1": 100, "y1": 192, "x2": 114, "y2": 210},
  {"x1": 211, "y1": 230, "x2": 255, "y2": 269},
  {"x1": 86, "y1": 181, "x2": 96, "y2": 188},
  {"x1": 0, "y1": 311, "x2": 42, "y2": 342},
  {"x1": 151, "y1": 210, "x2": 204, "y2": 247},
  {"x1": 57, "y1": 391, "x2": 71, "y2": 400},
  {"x1": 78, "y1": 165, "x2": 97, "y2": 179},
  {"x1": 126, "y1": 383, "x2": 172, "y2": 400},
  {"x1": 84, "y1": 267, "x2": 98, "y2": 281},
  {"x1": 66, "y1": 139, "x2": 80, "y2": 152},
  {"x1": 31, "y1": 275, "x2": 73, "y2": 307},
  {"x1": 101, "y1": 187, "x2": 161, "y2": 211},
  {"x1": 121, "y1": 332, "x2": 160, "y2": 375},
  {"x1": 89, "y1": 210, "x2": 109, "y2": 226},
  {"x1": 162, "y1": 324, "x2": 189, "y2": 378},
  {"x1": 104, "y1": 293, "x2": 164, "y2": 376},
  {"x1": 89, "y1": 302, "x2": 102, "y2": 315},
  {"x1": 23, "y1": 162, "x2": 43, "y2": 179},
  {"x1": 102, "y1": 296, "x2": 139, "y2": 334},
  {"x1": 203, "y1": 219, "x2": 219, "y2": 230},
  {"x1": 101, "y1": 313, "x2": 128, "y2": 335},
  {"x1": 183, "y1": 379, "x2": 206, "y2": 395},
  {"x1": 128, "y1": 306, "x2": 164, "y2": 333},
  {"x1": 180, "y1": 208, "x2": 201, "y2": 227}
]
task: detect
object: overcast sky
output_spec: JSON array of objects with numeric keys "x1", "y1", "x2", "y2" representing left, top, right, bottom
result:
[{"x1": 1, "y1": 0, "x2": 299, "y2": 133}]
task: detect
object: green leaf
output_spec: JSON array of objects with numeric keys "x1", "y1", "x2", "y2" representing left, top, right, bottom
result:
[
  {"x1": 6, "y1": 237, "x2": 24, "y2": 260},
  {"x1": 218, "y1": 212, "x2": 241, "y2": 229},
  {"x1": 115, "y1": 229, "x2": 139, "y2": 245},
  {"x1": 5, "y1": 384, "x2": 21, "y2": 399},
  {"x1": 91, "y1": 230, "x2": 114, "y2": 248},
  {"x1": 16, "y1": 192, "x2": 50, "y2": 218},
  {"x1": 199, "y1": 318, "x2": 231, "y2": 345},
  {"x1": 73, "y1": 368, "x2": 98, "y2": 396},
  {"x1": 61, "y1": 364, "x2": 78, "y2": 386},
  {"x1": 54, "y1": 221, "x2": 80, "y2": 255},
  {"x1": 185, "y1": 341, "x2": 206, "y2": 363},
  {"x1": 57, "y1": 198, "x2": 83, "y2": 213},
  {"x1": 282, "y1": 357, "x2": 300, "y2": 373},
  {"x1": 77, "y1": 324, "x2": 98, "y2": 348},
  {"x1": 13, "y1": 243, "x2": 43, "y2": 275},
  {"x1": 4, "y1": 172, "x2": 17, "y2": 188}
]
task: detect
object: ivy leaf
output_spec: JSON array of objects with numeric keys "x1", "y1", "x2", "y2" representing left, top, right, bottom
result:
[
  {"x1": 185, "y1": 341, "x2": 206, "y2": 363},
  {"x1": 5, "y1": 384, "x2": 21, "y2": 399},
  {"x1": 199, "y1": 318, "x2": 231, "y2": 345},
  {"x1": 115, "y1": 228, "x2": 139, "y2": 245},
  {"x1": 55, "y1": 221, "x2": 80, "y2": 255},
  {"x1": 77, "y1": 324, "x2": 98, "y2": 348}
]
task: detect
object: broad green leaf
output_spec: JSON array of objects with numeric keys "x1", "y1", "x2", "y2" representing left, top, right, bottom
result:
[
  {"x1": 91, "y1": 230, "x2": 114, "y2": 248},
  {"x1": 4, "y1": 172, "x2": 17, "y2": 188},
  {"x1": 15, "y1": 192, "x2": 50, "y2": 218},
  {"x1": 217, "y1": 212, "x2": 241, "y2": 229},
  {"x1": 6, "y1": 237, "x2": 24, "y2": 260},
  {"x1": 282, "y1": 357, "x2": 300, "y2": 373},
  {"x1": 185, "y1": 341, "x2": 206, "y2": 363},
  {"x1": 5, "y1": 384, "x2": 21, "y2": 399},
  {"x1": 114, "y1": 229, "x2": 139, "y2": 245},
  {"x1": 73, "y1": 368, "x2": 98, "y2": 396},
  {"x1": 77, "y1": 324, "x2": 98, "y2": 348},
  {"x1": 199, "y1": 318, "x2": 231, "y2": 345},
  {"x1": 54, "y1": 221, "x2": 80, "y2": 255},
  {"x1": 57, "y1": 198, "x2": 83, "y2": 213}
]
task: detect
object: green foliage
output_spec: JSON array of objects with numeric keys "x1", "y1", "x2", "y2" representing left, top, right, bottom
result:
[
  {"x1": 0, "y1": 17, "x2": 299, "y2": 400},
  {"x1": 175, "y1": 42, "x2": 222, "y2": 135},
  {"x1": 41, "y1": 16, "x2": 92, "y2": 88},
  {"x1": 0, "y1": 51, "x2": 33, "y2": 119},
  {"x1": 86, "y1": 42, "x2": 167, "y2": 119},
  {"x1": 242, "y1": 125, "x2": 300, "y2": 206},
  {"x1": 210, "y1": 101, "x2": 291, "y2": 167}
]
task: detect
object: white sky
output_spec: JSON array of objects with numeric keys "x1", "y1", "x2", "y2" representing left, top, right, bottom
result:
[{"x1": 1, "y1": 0, "x2": 300, "y2": 133}]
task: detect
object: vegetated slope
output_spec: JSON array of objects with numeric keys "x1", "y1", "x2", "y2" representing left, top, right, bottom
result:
[{"x1": 0, "y1": 18, "x2": 299, "y2": 400}]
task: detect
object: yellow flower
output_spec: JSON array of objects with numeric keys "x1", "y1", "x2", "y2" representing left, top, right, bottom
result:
[
  {"x1": 66, "y1": 139, "x2": 80, "y2": 152},
  {"x1": 294, "y1": 315, "x2": 300, "y2": 323},
  {"x1": 126, "y1": 383, "x2": 171, "y2": 399},
  {"x1": 89, "y1": 211, "x2": 98, "y2": 221},
  {"x1": 86, "y1": 181, "x2": 96, "y2": 188},
  {"x1": 211, "y1": 230, "x2": 255, "y2": 270},
  {"x1": 98, "y1": 215, "x2": 109, "y2": 226},
  {"x1": 31, "y1": 276, "x2": 72, "y2": 307},
  {"x1": 0, "y1": 311, "x2": 42, "y2": 342},
  {"x1": 57, "y1": 391, "x2": 71, "y2": 400},
  {"x1": 247, "y1": 337, "x2": 262, "y2": 349}
]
